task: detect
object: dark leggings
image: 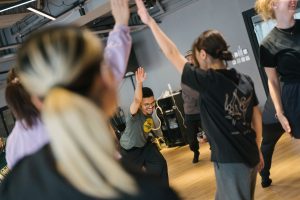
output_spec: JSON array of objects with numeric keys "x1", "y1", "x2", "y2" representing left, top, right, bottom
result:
[
  {"x1": 260, "y1": 122, "x2": 284, "y2": 179},
  {"x1": 185, "y1": 119, "x2": 202, "y2": 153},
  {"x1": 120, "y1": 142, "x2": 169, "y2": 186}
]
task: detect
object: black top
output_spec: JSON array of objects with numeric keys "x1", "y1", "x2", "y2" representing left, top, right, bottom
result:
[
  {"x1": 0, "y1": 145, "x2": 179, "y2": 200},
  {"x1": 181, "y1": 63, "x2": 259, "y2": 167},
  {"x1": 259, "y1": 19, "x2": 300, "y2": 83}
]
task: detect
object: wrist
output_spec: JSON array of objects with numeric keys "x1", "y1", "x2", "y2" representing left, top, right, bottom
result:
[
  {"x1": 115, "y1": 21, "x2": 129, "y2": 26},
  {"x1": 275, "y1": 112, "x2": 284, "y2": 119},
  {"x1": 148, "y1": 17, "x2": 156, "y2": 27},
  {"x1": 136, "y1": 82, "x2": 143, "y2": 86}
]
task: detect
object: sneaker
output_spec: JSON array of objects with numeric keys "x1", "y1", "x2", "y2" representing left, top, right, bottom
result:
[
  {"x1": 192, "y1": 151, "x2": 200, "y2": 163},
  {"x1": 261, "y1": 178, "x2": 272, "y2": 188}
]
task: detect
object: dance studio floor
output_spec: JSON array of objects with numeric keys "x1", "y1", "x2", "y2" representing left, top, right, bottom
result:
[{"x1": 161, "y1": 133, "x2": 300, "y2": 200}]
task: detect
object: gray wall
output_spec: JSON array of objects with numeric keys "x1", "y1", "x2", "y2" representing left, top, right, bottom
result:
[
  {"x1": 0, "y1": 0, "x2": 264, "y2": 113},
  {"x1": 118, "y1": 0, "x2": 265, "y2": 113}
]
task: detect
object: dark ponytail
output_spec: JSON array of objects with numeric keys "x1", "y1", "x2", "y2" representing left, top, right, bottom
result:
[
  {"x1": 192, "y1": 29, "x2": 233, "y2": 62},
  {"x1": 219, "y1": 50, "x2": 233, "y2": 61}
]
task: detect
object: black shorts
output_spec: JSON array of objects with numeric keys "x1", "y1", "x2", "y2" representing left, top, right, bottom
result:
[{"x1": 282, "y1": 82, "x2": 300, "y2": 138}]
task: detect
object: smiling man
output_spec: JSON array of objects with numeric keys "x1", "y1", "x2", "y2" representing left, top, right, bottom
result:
[{"x1": 119, "y1": 67, "x2": 169, "y2": 186}]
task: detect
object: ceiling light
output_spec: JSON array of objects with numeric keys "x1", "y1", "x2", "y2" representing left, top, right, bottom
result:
[
  {"x1": 27, "y1": 7, "x2": 56, "y2": 21},
  {"x1": 0, "y1": 0, "x2": 36, "y2": 13}
]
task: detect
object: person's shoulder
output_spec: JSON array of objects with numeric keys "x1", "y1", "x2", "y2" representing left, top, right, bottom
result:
[
  {"x1": 237, "y1": 70, "x2": 253, "y2": 83},
  {"x1": 0, "y1": 145, "x2": 52, "y2": 199}
]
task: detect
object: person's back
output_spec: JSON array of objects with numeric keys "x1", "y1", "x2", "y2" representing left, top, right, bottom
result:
[
  {"x1": 133, "y1": 3, "x2": 263, "y2": 198},
  {"x1": 5, "y1": 69, "x2": 48, "y2": 169},
  {"x1": 182, "y1": 65, "x2": 260, "y2": 166},
  {"x1": 0, "y1": 1, "x2": 179, "y2": 199},
  {"x1": 6, "y1": 119, "x2": 48, "y2": 169},
  {"x1": 0, "y1": 145, "x2": 178, "y2": 200}
]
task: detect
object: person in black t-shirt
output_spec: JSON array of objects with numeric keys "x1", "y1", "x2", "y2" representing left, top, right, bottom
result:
[
  {"x1": 255, "y1": 0, "x2": 300, "y2": 139},
  {"x1": 135, "y1": 0, "x2": 264, "y2": 199},
  {"x1": 0, "y1": 1, "x2": 179, "y2": 200}
]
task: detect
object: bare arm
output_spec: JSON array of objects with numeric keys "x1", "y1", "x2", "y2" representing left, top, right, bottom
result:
[
  {"x1": 252, "y1": 105, "x2": 264, "y2": 171},
  {"x1": 265, "y1": 67, "x2": 291, "y2": 133},
  {"x1": 130, "y1": 67, "x2": 146, "y2": 115},
  {"x1": 252, "y1": 106, "x2": 262, "y2": 148},
  {"x1": 135, "y1": 0, "x2": 187, "y2": 73}
]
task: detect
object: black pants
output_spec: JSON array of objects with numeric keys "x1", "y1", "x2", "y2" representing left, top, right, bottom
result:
[
  {"x1": 185, "y1": 119, "x2": 202, "y2": 153},
  {"x1": 120, "y1": 142, "x2": 169, "y2": 186},
  {"x1": 260, "y1": 122, "x2": 284, "y2": 179}
]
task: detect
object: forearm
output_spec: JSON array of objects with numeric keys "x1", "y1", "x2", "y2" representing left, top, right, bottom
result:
[
  {"x1": 268, "y1": 78, "x2": 283, "y2": 115},
  {"x1": 130, "y1": 82, "x2": 142, "y2": 115},
  {"x1": 252, "y1": 106, "x2": 262, "y2": 148},
  {"x1": 134, "y1": 82, "x2": 143, "y2": 103},
  {"x1": 104, "y1": 24, "x2": 132, "y2": 83},
  {"x1": 148, "y1": 19, "x2": 183, "y2": 73}
]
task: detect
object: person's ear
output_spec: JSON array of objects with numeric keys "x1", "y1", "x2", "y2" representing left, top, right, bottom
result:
[
  {"x1": 200, "y1": 49, "x2": 207, "y2": 59},
  {"x1": 271, "y1": 1, "x2": 278, "y2": 9},
  {"x1": 31, "y1": 95, "x2": 43, "y2": 111}
]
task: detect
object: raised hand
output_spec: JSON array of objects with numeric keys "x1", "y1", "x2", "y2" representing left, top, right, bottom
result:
[
  {"x1": 111, "y1": 0, "x2": 130, "y2": 26},
  {"x1": 135, "y1": 67, "x2": 146, "y2": 84},
  {"x1": 135, "y1": 0, "x2": 153, "y2": 25}
]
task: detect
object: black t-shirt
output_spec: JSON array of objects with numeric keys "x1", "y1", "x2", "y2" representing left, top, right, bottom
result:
[
  {"x1": 0, "y1": 145, "x2": 179, "y2": 200},
  {"x1": 259, "y1": 19, "x2": 300, "y2": 83},
  {"x1": 181, "y1": 63, "x2": 259, "y2": 167}
]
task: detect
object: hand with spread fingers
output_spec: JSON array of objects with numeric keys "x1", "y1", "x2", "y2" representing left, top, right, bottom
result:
[{"x1": 135, "y1": 67, "x2": 147, "y2": 84}]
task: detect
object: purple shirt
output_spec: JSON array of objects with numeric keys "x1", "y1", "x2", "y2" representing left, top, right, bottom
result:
[
  {"x1": 6, "y1": 120, "x2": 49, "y2": 169},
  {"x1": 5, "y1": 24, "x2": 132, "y2": 169},
  {"x1": 104, "y1": 24, "x2": 132, "y2": 82}
]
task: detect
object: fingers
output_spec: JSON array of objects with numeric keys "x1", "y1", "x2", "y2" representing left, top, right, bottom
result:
[{"x1": 278, "y1": 115, "x2": 291, "y2": 133}]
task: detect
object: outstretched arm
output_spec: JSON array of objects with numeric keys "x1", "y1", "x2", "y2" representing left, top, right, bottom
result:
[
  {"x1": 105, "y1": 0, "x2": 132, "y2": 83},
  {"x1": 135, "y1": 0, "x2": 187, "y2": 73},
  {"x1": 130, "y1": 67, "x2": 147, "y2": 115}
]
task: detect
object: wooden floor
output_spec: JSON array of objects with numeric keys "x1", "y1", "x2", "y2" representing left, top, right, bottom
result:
[{"x1": 161, "y1": 134, "x2": 300, "y2": 200}]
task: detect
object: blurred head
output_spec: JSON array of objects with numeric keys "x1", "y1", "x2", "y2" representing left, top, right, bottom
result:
[
  {"x1": 141, "y1": 87, "x2": 155, "y2": 115},
  {"x1": 15, "y1": 26, "x2": 136, "y2": 198},
  {"x1": 5, "y1": 68, "x2": 39, "y2": 129},
  {"x1": 255, "y1": 0, "x2": 297, "y2": 21},
  {"x1": 192, "y1": 30, "x2": 233, "y2": 70},
  {"x1": 16, "y1": 26, "x2": 117, "y2": 117},
  {"x1": 184, "y1": 50, "x2": 195, "y2": 65}
]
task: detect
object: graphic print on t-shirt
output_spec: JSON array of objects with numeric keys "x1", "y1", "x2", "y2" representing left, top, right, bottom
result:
[
  {"x1": 224, "y1": 89, "x2": 253, "y2": 132},
  {"x1": 143, "y1": 118, "x2": 154, "y2": 133}
]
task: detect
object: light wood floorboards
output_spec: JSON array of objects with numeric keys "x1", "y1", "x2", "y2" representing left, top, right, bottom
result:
[{"x1": 161, "y1": 134, "x2": 300, "y2": 200}]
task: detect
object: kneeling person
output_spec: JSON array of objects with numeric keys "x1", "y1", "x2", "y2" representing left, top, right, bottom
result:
[{"x1": 120, "y1": 67, "x2": 169, "y2": 186}]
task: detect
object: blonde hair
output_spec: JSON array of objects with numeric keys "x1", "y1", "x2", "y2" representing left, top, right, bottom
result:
[
  {"x1": 255, "y1": 0, "x2": 277, "y2": 21},
  {"x1": 16, "y1": 26, "x2": 137, "y2": 198}
]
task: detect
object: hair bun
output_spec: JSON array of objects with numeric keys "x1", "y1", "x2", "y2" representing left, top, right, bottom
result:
[{"x1": 219, "y1": 50, "x2": 233, "y2": 61}]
